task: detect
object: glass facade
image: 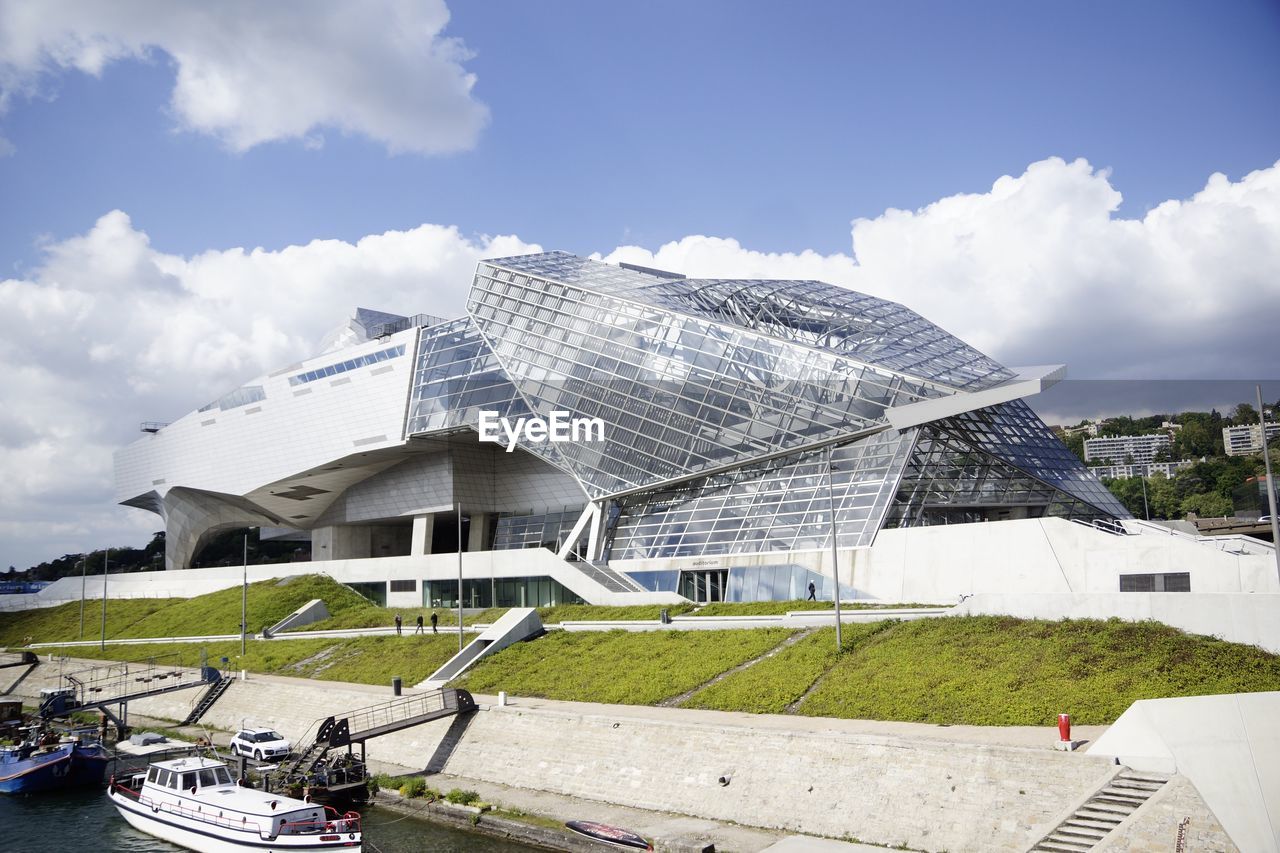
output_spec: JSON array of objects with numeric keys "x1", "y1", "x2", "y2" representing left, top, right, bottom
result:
[
  {"x1": 397, "y1": 250, "x2": 1126, "y2": 565},
  {"x1": 425, "y1": 576, "x2": 584, "y2": 609},
  {"x1": 492, "y1": 507, "x2": 585, "y2": 552},
  {"x1": 288, "y1": 344, "x2": 405, "y2": 386},
  {"x1": 198, "y1": 385, "x2": 265, "y2": 412}
]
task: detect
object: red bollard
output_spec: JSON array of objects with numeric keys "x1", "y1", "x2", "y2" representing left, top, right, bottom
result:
[{"x1": 1057, "y1": 713, "x2": 1071, "y2": 742}]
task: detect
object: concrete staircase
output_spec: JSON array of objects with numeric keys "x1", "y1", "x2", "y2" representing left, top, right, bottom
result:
[
  {"x1": 1029, "y1": 770, "x2": 1169, "y2": 851},
  {"x1": 574, "y1": 559, "x2": 647, "y2": 593}
]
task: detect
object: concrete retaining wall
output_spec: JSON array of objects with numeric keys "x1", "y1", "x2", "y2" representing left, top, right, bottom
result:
[
  {"x1": 7, "y1": 662, "x2": 1114, "y2": 852},
  {"x1": 955, "y1": 592, "x2": 1280, "y2": 654}
]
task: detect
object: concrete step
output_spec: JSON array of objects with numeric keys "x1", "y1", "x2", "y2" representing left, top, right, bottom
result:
[
  {"x1": 1043, "y1": 834, "x2": 1094, "y2": 850},
  {"x1": 1078, "y1": 801, "x2": 1134, "y2": 816},
  {"x1": 1055, "y1": 826, "x2": 1107, "y2": 841},
  {"x1": 1064, "y1": 817, "x2": 1122, "y2": 832}
]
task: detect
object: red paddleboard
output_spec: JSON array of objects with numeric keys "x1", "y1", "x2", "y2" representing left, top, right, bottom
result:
[{"x1": 565, "y1": 820, "x2": 653, "y2": 850}]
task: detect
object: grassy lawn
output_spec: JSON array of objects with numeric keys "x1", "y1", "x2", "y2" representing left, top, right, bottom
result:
[
  {"x1": 0, "y1": 597, "x2": 180, "y2": 646},
  {"x1": 682, "y1": 623, "x2": 893, "y2": 714},
  {"x1": 0, "y1": 575, "x2": 376, "y2": 645},
  {"x1": 798, "y1": 616, "x2": 1280, "y2": 725},
  {"x1": 457, "y1": 628, "x2": 794, "y2": 705},
  {"x1": 35, "y1": 634, "x2": 462, "y2": 687}
]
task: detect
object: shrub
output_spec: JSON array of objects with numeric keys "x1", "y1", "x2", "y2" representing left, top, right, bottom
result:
[
  {"x1": 399, "y1": 777, "x2": 427, "y2": 799},
  {"x1": 445, "y1": 788, "x2": 480, "y2": 805}
]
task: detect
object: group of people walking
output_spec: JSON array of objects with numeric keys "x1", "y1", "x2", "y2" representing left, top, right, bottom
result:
[{"x1": 393, "y1": 611, "x2": 438, "y2": 635}]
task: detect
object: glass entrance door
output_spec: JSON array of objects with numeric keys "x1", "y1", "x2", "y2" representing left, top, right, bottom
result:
[{"x1": 680, "y1": 569, "x2": 728, "y2": 603}]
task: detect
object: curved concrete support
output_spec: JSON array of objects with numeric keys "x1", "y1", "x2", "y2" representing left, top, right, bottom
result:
[{"x1": 162, "y1": 487, "x2": 284, "y2": 570}]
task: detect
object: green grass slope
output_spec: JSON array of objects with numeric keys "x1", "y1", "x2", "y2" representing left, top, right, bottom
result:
[
  {"x1": 38, "y1": 634, "x2": 461, "y2": 687},
  {"x1": 0, "y1": 598, "x2": 181, "y2": 646},
  {"x1": 682, "y1": 623, "x2": 892, "y2": 714},
  {"x1": 798, "y1": 616, "x2": 1280, "y2": 725},
  {"x1": 458, "y1": 628, "x2": 793, "y2": 705}
]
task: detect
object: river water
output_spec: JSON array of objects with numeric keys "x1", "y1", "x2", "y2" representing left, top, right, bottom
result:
[{"x1": 2, "y1": 787, "x2": 548, "y2": 852}]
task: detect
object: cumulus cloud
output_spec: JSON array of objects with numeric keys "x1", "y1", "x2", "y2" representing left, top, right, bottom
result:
[
  {"x1": 6, "y1": 156, "x2": 1280, "y2": 569},
  {"x1": 0, "y1": 0, "x2": 488, "y2": 154},
  {"x1": 0, "y1": 215, "x2": 536, "y2": 567},
  {"x1": 602, "y1": 157, "x2": 1280, "y2": 380}
]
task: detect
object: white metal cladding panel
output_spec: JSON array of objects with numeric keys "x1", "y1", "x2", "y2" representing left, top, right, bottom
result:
[{"x1": 115, "y1": 330, "x2": 418, "y2": 502}]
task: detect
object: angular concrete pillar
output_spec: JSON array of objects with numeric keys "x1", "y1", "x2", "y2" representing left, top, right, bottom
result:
[
  {"x1": 411, "y1": 513, "x2": 434, "y2": 556},
  {"x1": 467, "y1": 512, "x2": 490, "y2": 553}
]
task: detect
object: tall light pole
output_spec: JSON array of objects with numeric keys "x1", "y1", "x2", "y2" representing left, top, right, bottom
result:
[
  {"x1": 826, "y1": 445, "x2": 843, "y2": 650},
  {"x1": 1140, "y1": 475, "x2": 1150, "y2": 521},
  {"x1": 241, "y1": 531, "x2": 249, "y2": 656},
  {"x1": 1257, "y1": 385, "x2": 1280, "y2": 585},
  {"x1": 78, "y1": 555, "x2": 88, "y2": 639},
  {"x1": 456, "y1": 502, "x2": 464, "y2": 652},
  {"x1": 99, "y1": 550, "x2": 109, "y2": 651}
]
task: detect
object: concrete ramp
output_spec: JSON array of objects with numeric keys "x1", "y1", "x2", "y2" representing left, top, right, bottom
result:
[
  {"x1": 263, "y1": 598, "x2": 330, "y2": 637},
  {"x1": 415, "y1": 607, "x2": 542, "y2": 689},
  {"x1": 1087, "y1": 691, "x2": 1280, "y2": 852}
]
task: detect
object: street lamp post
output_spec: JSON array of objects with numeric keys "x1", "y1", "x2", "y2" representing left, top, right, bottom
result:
[
  {"x1": 99, "y1": 550, "x2": 109, "y2": 651},
  {"x1": 826, "y1": 445, "x2": 844, "y2": 650},
  {"x1": 1140, "y1": 475, "x2": 1150, "y2": 521},
  {"x1": 1257, "y1": 385, "x2": 1280, "y2": 585},
  {"x1": 456, "y1": 503, "x2": 464, "y2": 652},
  {"x1": 78, "y1": 556, "x2": 87, "y2": 640},
  {"x1": 241, "y1": 531, "x2": 249, "y2": 656}
]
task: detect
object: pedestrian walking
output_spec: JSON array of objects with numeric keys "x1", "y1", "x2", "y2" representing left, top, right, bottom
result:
[
  {"x1": 414, "y1": 614, "x2": 424, "y2": 634},
  {"x1": 807, "y1": 581, "x2": 816, "y2": 601},
  {"x1": 394, "y1": 613, "x2": 402, "y2": 635},
  {"x1": 430, "y1": 610, "x2": 438, "y2": 634}
]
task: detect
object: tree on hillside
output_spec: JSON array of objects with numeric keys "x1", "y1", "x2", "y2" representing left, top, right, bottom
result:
[
  {"x1": 1181, "y1": 491, "x2": 1233, "y2": 519},
  {"x1": 1231, "y1": 403, "x2": 1259, "y2": 427}
]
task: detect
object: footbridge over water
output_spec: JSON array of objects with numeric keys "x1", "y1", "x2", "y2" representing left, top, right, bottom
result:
[
  {"x1": 38, "y1": 656, "x2": 224, "y2": 732},
  {"x1": 277, "y1": 687, "x2": 477, "y2": 781}
]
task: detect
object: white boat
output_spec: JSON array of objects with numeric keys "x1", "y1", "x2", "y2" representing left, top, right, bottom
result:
[{"x1": 108, "y1": 755, "x2": 361, "y2": 852}]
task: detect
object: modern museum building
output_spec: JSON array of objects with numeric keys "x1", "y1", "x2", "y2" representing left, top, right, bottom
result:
[{"x1": 107, "y1": 252, "x2": 1275, "y2": 610}]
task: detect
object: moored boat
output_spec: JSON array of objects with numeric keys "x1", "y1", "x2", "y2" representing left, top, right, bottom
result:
[
  {"x1": 0, "y1": 729, "x2": 109, "y2": 795},
  {"x1": 108, "y1": 755, "x2": 361, "y2": 852}
]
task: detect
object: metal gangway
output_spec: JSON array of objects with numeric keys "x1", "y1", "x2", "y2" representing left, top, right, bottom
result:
[
  {"x1": 39, "y1": 654, "x2": 222, "y2": 732},
  {"x1": 276, "y1": 687, "x2": 477, "y2": 782}
]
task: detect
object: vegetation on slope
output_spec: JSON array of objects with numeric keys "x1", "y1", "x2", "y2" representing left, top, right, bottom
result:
[
  {"x1": 0, "y1": 575, "x2": 381, "y2": 646},
  {"x1": 460, "y1": 616, "x2": 1280, "y2": 725},
  {"x1": 0, "y1": 598, "x2": 180, "y2": 646},
  {"x1": 36, "y1": 635, "x2": 461, "y2": 687},
  {"x1": 682, "y1": 623, "x2": 892, "y2": 714},
  {"x1": 799, "y1": 616, "x2": 1280, "y2": 725},
  {"x1": 457, "y1": 628, "x2": 793, "y2": 705}
]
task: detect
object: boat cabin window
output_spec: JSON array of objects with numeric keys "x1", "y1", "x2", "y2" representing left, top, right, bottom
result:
[
  {"x1": 147, "y1": 767, "x2": 159, "y2": 784},
  {"x1": 198, "y1": 768, "x2": 219, "y2": 787},
  {"x1": 181, "y1": 772, "x2": 197, "y2": 790},
  {"x1": 214, "y1": 767, "x2": 232, "y2": 785},
  {"x1": 158, "y1": 769, "x2": 176, "y2": 788}
]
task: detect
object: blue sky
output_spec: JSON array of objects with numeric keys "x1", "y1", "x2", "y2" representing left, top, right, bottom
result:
[
  {"x1": 4, "y1": 1, "x2": 1278, "y2": 269},
  {"x1": 0, "y1": 0, "x2": 1278, "y2": 568}
]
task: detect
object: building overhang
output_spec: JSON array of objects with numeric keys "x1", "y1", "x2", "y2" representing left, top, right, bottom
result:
[{"x1": 884, "y1": 364, "x2": 1066, "y2": 431}]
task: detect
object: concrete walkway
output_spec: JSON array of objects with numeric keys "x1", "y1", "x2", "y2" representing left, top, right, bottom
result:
[{"x1": 28, "y1": 607, "x2": 949, "y2": 649}]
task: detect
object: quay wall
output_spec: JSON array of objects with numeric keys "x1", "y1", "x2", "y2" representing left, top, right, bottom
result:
[{"x1": 10, "y1": 661, "x2": 1118, "y2": 852}]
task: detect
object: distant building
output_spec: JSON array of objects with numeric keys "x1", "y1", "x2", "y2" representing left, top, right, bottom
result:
[
  {"x1": 1223, "y1": 423, "x2": 1280, "y2": 457},
  {"x1": 1084, "y1": 434, "x2": 1172, "y2": 465},
  {"x1": 1090, "y1": 461, "x2": 1194, "y2": 480}
]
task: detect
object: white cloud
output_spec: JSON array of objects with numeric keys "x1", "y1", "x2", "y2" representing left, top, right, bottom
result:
[
  {"x1": 0, "y1": 214, "x2": 536, "y2": 568},
  {"x1": 0, "y1": 0, "x2": 488, "y2": 154},
  {"x1": 6, "y1": 156, "x2": 1280, "y2": 570},
  {"x1": 602, "y1": 157, "x2": 1280, "y2": 380}
]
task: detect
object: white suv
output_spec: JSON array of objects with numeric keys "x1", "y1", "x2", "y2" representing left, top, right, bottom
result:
[{"x1": 229, "y1": 728, "x2": 291, "y2": 761}]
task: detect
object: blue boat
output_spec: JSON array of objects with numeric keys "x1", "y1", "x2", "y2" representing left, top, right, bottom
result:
[{"x1": 0, "y1": 732, "x2": 110, "y2": 794}]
